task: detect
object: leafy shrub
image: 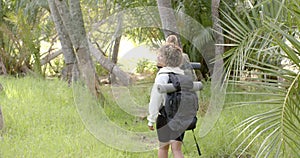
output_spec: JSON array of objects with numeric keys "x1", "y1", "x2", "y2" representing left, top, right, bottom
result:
[{"x1": 135, "y1": 59, "x2": 156, "y2": 74}]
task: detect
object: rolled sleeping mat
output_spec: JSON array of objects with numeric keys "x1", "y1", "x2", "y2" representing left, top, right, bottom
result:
[
  {"x1": 157, "y1": 82, "x2": 203, "y2": 93},
  {"x1": 190, "y1": 62, "x2": 201, "y2": 69}
]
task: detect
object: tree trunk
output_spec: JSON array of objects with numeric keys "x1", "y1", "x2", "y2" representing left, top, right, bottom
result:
[
  {"x1": 0, "y1": 105, "x2": 3, "y2": 130},
  {"x1": 111, "y1": 12, "x2": 122, "y2": 64},
  {"x1": 49, "y1": 0, "x2": 102, "y2": 97},
  {"x1": 157, "y1": 0, "x2": 181, "y2": 46},
  {"x1": 109, "y1": 36, "x2": 121, "y2": 83},
  {"x1": 68, "y1": 0, "x2": 101, "y2": 96},
  {"x1": 198, "y1": 0, "x2": 225, "y2": 138},
  {"x1": 0, "y1": 55, "x2": 7, "y2": 75},
  {"x1": 48, "y1": 0, "x2": 77, "y2": 84},
  {"x1": 0, "y1": 0, "x2": 6, "y2": 75},
  {"x1": 89, "y1": 42, "x2": 131, "y2": 86},
  {"x1": 211, "y1": 0, "x2": 224, "y2": 79},
  {"x1": 40, "y1": 50, "x2": 62, "y2": 66},
  {"x1": 0, "y1": 0, "x2": 3, "y2": 48},
  {"x1": 112, "y1": 36, "x2": 121, "y2": 64},
  {"x1": 110, "y1": 13, "x2": 122, "y2": 83}
]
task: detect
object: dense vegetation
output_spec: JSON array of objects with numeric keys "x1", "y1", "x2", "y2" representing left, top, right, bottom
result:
[{"x1": 0, "y1": 0, "x2": 299, "y2": 157}]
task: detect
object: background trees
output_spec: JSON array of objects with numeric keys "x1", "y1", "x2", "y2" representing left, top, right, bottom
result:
[
  {"x1": 0, "y1": 0, "x2": 214, "y2": 80},
  {"x1": 0, "y1": 0, "x2": 299, "y2": 157}
]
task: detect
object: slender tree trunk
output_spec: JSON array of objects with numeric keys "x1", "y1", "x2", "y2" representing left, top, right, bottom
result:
[
  {"x1": 157, "y1": 0, "x2": 181, "y2": 46},
  {"x1": 48, "y1": 0, "x2": 77, "y2": 83},
  {"x1": 111, "y1": 12, "x2": 122, "y2": 64},
  {"x1": 110, "y1": 13, "x2": 122, "y2": 83},
  {"x1": 112, "y1": 37, "x2": 121, "y2": 64},
  {"x1": 0, "y1": 55, "x2": 6, "y2": 75},
  {"x1": 198, "y1": 0, "x2": 225, "y2": 138},
  {"x1": 0, "y1": 105, "x2": 3, "y2": 130},
  {"x1": 211, "y1": 0, "x2": 224, "y2": 77},
  {"x1": 0, "y1": 0, "x2": 6, "y2": 75},
  {"x1": 89, "y1": 42, "x2": 131, "y2": 86},
  {"x1": 0, "y1": 0, "x2": 3, "y2": 48},
  {"x1": 40, "y1": 50, "x2": 63, "y2": 66},
  {"x1": 0, "y1": 47, "x2": 3, "y2": 131},
  {"x1": 68, "y1": 0, "x2": 101, "y2": 96},
  {"x1": 109, "y1": 36, "x2": 121, "y2": 83}
]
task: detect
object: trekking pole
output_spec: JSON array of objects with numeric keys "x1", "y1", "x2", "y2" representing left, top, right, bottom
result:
[{"x1": 192, "y1": 129, "x2": 201, "y2": 156}]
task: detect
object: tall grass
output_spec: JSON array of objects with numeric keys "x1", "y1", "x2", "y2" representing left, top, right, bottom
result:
[{"x1": 0, "y1": 76, "x2": 274, "y2": 157}]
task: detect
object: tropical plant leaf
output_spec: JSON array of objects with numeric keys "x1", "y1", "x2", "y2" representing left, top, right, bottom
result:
[{"x1": 219, "y1": 0, "x2": 300, "y2": 157}]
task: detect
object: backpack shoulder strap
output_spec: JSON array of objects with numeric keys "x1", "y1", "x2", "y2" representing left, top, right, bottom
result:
[
  {"x1": 158, "y1": 72, "x2": 176, "y2": 75},
  {"x1": 158, "y1": 72, "x2": 179, "y2": 86}
]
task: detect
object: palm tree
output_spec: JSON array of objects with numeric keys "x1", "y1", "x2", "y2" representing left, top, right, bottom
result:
[
  {"x1": 157, "y1": 0, "x2": 180, "y2": 39},
  {"x1": 219, "y1": 1, "x2": 299, "y2": 157}
]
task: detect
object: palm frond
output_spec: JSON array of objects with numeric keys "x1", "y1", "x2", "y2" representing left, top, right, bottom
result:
[{"x1": 219, "y1": 0, "x2": 300, "y2": 157}]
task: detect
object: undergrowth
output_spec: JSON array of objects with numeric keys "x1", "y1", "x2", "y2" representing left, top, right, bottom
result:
[{"x1": 0, "y1": 76, "x2": 275, "y2": 157}]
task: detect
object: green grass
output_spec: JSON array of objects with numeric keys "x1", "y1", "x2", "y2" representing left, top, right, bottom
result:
[{"x1": 0, "y1": 76, "x2": 275, "y2": 157}]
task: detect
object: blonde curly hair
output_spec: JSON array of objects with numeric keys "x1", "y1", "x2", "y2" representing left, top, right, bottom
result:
[
  {"x1": 158, "y1": 44, "x2": 183, "y2": 67},
  {"x1": 166, "y1": 35, "x2": 179, "y2": 46}
]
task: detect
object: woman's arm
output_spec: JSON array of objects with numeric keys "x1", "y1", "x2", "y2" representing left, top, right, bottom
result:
[{"x1": 147, "y1": 74, "x2": 168, "y2": 127}]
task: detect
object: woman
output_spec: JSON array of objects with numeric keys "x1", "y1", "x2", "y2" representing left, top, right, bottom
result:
[{"x1": 147, "y1": 44, "x2": 185, "y2": 158}]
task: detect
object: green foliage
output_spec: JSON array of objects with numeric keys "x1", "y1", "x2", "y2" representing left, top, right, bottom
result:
[
  {"x1": 135, "y1": 58, "x2": 156, "y2": 74},
  {"x1": 172, "y1": 0, "x2": 214, "y2": 79},
  {"x1": 42, "y1": 55, "x2": 65, "y2": 77},
  {"x1": 173, "y1": 0, "x2": 212, "y2": 27},
  {"x1": 219, "y1": 0, "x2": 300, "y2": 157},
  {"x1": 82, "y1": 0, "x2": 214, "y2": 79},
  {"x1": 124, "y1": 28, "x2": 163, "y2": 48},
  {"x1": 115, "y1": 0, "x2": 162, "y2": 47},
  {"x1": 0, "y1": 0, "x2": 54, "y2": 76},
  {"x1": 95, "y1": 62, "x2": 109, "y2": 76}
]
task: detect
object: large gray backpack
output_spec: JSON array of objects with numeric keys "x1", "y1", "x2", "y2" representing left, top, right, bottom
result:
[
  {"x1": 158, "y1": 72, "x2": 202, "y2": 156},
  {"x1": 160, "y1": 72, "x2": 199, "y2": 132}
]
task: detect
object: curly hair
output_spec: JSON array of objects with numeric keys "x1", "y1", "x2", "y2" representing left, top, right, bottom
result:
[
  {"x1": 166, "y1": 35, "x2": 179, "y2": 46},
  {"x1": 158, "y1": 44, "x2": 183, "y2": 67}
]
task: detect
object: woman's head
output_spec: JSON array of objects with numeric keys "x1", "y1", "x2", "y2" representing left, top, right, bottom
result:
[
  {"x1": 157, "y1": 44, "x2": 183, "y2": 67},
  {"x1": 166, "y1": 35, "x2": 179, "y2": 46}
]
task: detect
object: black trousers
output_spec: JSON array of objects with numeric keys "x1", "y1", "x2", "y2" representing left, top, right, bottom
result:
[{"x1": 156, "y1": 107, "x2": 185, "y2": 142}]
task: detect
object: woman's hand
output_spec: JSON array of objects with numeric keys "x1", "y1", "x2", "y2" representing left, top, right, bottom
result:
[{"x1": 148, "y1": 125, "x2": 154, "y2": 131}]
